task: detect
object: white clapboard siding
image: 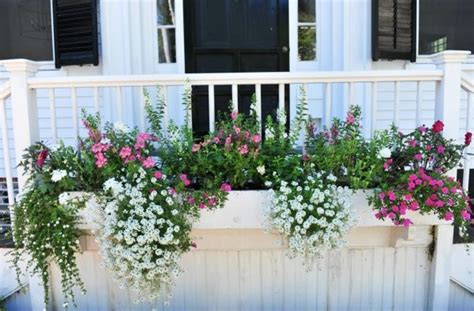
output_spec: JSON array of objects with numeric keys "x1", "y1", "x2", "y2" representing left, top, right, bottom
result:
[
  {"x1": 48, "y1": 228, "x2": 433, "y2": 311},
  {"x1": 449, "y1": 281, "x2": 474, "y2": 311}
]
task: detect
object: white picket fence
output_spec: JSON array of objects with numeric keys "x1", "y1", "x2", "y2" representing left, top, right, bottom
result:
[{"x1": 0, "y1": 51, "x2": 473, "y2": 310}]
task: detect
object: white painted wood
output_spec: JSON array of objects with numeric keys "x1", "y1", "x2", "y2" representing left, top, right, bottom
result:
[
  {"x1": 394, "y1": 81, "x2": 400, "y2": 125},
  {"x1": 449, "y1": 281, "x2": 474, "y2": 311},
  {"x1": 48, "y1": 89, "x2": 57, "y2": 143},
  {"x1": 325, "y1": 82, "x2": 332, "y2": 127},
  {"x1": 0, "y1": 99, "x2": 14, "y2": 205},
  {"x1": 28, "y1": 71, "x2": 444, "y2": 89},
  {"x1": 255, "y1": 84, "x2": 262, "y2": 131},
  {"x1": 450, "y1": 244, "x2": 474, "y2": 293},
  {"x1": 278, "y1": 83, "x2": 285, "y2": 114},
  {"x1": 71, "y1": 87, "x2": 79, "y2": 148},
  {"x1": 463, "y1": 91, "x2": 473, "y2": 191},
  {"x1": 116, "y1": 86, "x2": 123, "y2": 122},
  {"x1": 232, "y1": 84, "x2": 238, "y2": 112},
  {"x1": 139, "y1": 86, "x2": 146, "y2": 131},
  {"x1": 208, "y1": 84, "x2": 215, "y2": 132},
  {"x1": 416, "y1": 81, "x2": 423, "y2": 127},
  {"x1": 428, "y1": 225, "x2": 454, "y2": 311}
]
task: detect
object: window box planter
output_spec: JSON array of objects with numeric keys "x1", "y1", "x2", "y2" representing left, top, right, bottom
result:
[{"x1": 76, "y1": 190, "x2": 448, "y2": 231}]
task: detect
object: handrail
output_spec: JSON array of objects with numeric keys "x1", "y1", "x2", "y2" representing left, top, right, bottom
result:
[
  {"x1": 0, "y1": 81, "x2": 11, "y2": 100},
  {"x1": 28, "y1": 70, "x2": 444, "y2": 89},
  {"x1": 461, "y1": 73, "x2": 474, "y2": 93}
]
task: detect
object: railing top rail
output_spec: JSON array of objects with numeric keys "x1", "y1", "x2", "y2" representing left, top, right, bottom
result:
[
  {"x1": 27, "y1": 70, "x2": 444, "y2": 89},
  {"x1": 461, "y1": 73, "x2": 474, "y2": 93},
  {"x1": 0, "y1": 81, "x2": 11, "y2": 100}
]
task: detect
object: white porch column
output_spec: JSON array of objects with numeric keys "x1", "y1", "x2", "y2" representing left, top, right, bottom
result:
[
  {"x1": 3, "y1": 59, "x2": 39, "y2": 191},
  {"x1": 432, "y1": 50, "x2": 470, "y2": 141},
  {"x1": 428, "y1": 50, "x2": 470, "y2": 311},
  {"x1": 3, "y1": 59, "x2": 48, "y2": 311}
]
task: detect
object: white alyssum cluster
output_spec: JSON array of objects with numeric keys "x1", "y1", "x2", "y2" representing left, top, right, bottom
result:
[
  {"x1": 92, "y1": 168, "x2": 187, "y2": 303},
  {"x1": 268, "y1": 173, "x2": 356, "y2": 268},
  {"x1": 113, "y1": 121, "x2": 130, "y2": 133}
]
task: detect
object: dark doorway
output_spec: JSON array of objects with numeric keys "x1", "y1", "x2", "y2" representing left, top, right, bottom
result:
[{"x1": 184, "y1": 0, "x2": 289, "y2": 136}]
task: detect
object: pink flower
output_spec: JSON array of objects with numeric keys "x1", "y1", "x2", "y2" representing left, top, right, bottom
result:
[
  {"x1": 199, "y1": 203, "x2": 206, "y2": 209},
  {"x1": 191, "y1": 242, "x2": 197, "y2": 248},
  {"x1": 392, "y1": 205, "x2": 399, "y2": 213},
  {"x1": 225, "y1": 136, "x2": 232, "y2": 146},
  {"x1": 444, "y1": 212, "x2": 453, "y2": 221},
  {"x1": 169, "y1": 188, "x2": 176, "y2": 195},
  {"x1": 119, "y1": 146, "x2": 132, "y2": 160},
  {"x1": 402, "y1": 219, "x2": 412, "y2": 228},
  {"x1": 409, "y1": 139, "x2": 417, "y2": 147},
  {"x1": 220, "y1": 183, "x2": 232, "y2": 192},
  {"x1": 346, "y1": 113, "x2": 355, "y2": 125},
  {"x1": 252, "y1": 135, "x2": 261, "y2": 144},
  {"x1": 37, "y1": 149, "x2": 48, "y2": 168},
  {"x1": 231, "y1": 111, "x2": 238, "y2": 121},
  {"x1": 233, "y1": 125, "x2": 241, "y2": 135},
  {"x1": 375, "y1": 212, "x2": 383, "y2": 219},
  {"x1": 192, "y1": 144, "x2": 201, "y2": 153},
  {"x1": 465, "y1": 132, "x2": 472, "y2": 146},
  {"x1": 418, "y1": 126, "x2": 427, "y2": 133},
  {"x1": 95, "y1": 153, "x2": 107, "y2": 168},
  {"x1": 187, "y1": 196, "x2": 195, "y2": 205},
  {"x1": 213, "y1": 136, "x2": 220, "y2": 144},
  {"x1": 378, "y1": 192, "x2": 385, "y2": 200},
  {"x1": 436, "y1": 145, "x2": 445, "y2": 154},
  {"x1": 383, "y1": 159, "x2": 393, "y2": 170},
  {"x1": 414, "y1": 153, "x2": 423, "y2": 161},
  {"x1": 461, "y1": 209, "x2": 471, "y2": 220},
  {"x1": 432, "y1": 120, "x2": 444, "y2": 133},
  {"x1": 426, "y1": 145, "x2": 433, "y2": 151},
  {"x1": 179, "y1": 174, "x2": 191, "y2": 186},
  {"x1": 387, "y1": 212, "x2": 396, "y2": 219},
  {"x1": 141, "y1": 157, "x2": 155, "y2": 168},
  {"x1": 387, "y1": 191, "x2": 396, "y2": 201},
  {"x1": 207, "y1": 197, "x2": 217, "y2": 206},
  {"x1": 441, "y1": 187, "x2": 449, "y2": 194},
  {"x1": 154, "y1": 171, "x2": 163, "y2": 179},
  {"x1": 244, "y1": 131, "x2": 251, "y2": 139},
  {"x1": 404, "y1": 194, "x2": 413, "y2": 201},
  {"x1": 239, "y1": 144, "x2": 249, "y2": 155}
]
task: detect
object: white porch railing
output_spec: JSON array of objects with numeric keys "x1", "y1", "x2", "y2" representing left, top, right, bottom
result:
[{"x1": 0, "y1": 50, "x2": 473, "y2": 310}]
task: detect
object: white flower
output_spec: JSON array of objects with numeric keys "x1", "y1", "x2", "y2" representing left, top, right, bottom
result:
[
  {"x1": 51, "y1": 170, "x2": 67, "y2": 182},
  {"x1": 378, "y1": 147, "x2": 391, "y2": 159},
  {"x1": 113, "y1": 121, "x2": 129, "y2": 133},
  {"x1": 257, "y1": 165, "x2": 266, "y2": 175}
]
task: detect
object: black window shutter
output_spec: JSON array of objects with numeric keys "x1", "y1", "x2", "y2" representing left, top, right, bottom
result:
[
  {"x1": 372, "y1": 0, "x2": 416, "y2": 62},
  {"x1": 53, "y1": 0, "x2": 99, "y2": 68}
]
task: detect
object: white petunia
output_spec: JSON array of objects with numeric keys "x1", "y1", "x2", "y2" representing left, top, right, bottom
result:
[
  {"x1": 113, "y1": 121, "x2": 129, "y2": 133},
  {"x1": 58, "y1": 192, "x2": 70, "y2": 205},
  {"x1": 378, "y1": 147, "x2": 391, "y2": 159},
  {"x1": 51, "y1": 170, "x2": 67, "y2": 182}
]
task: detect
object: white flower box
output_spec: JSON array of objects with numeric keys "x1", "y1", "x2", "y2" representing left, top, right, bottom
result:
[{"x1": 76, "y1": 190, "x2": 448, "y2": 231}]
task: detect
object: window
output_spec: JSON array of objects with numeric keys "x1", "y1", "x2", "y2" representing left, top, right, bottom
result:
[
  {"x1": 297, "y1": 0, "x2": 316, "y2": 61},
  {"x1": 0, "y1": 0, "x2": 53, "y2": 61},
  {"x1": 157, "y1": 0, "x2": 176, "y2": 64},
  {"x1": 419, "y1": 0, "x2": 474, "y2": 55}
]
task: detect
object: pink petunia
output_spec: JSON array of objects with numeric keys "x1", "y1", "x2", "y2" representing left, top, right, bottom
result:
[
  {"x1": 220, "y1": 183, "x2": 232, "y2": 192},
  {"x1": 409, "y1": 201, "x2": 419, "y2": 211},
  {"x1": 387, "y1": 191, "x2": 396, "y2": 201},
  {"x1": 142, "y1": 157, "x2": 155, "y2": 168},
  {"x1": 387, "y1": 212, "x2": 396, "y2": 219},
  {"x1": 187, "y1": 196, "x2": 195, "y2": 205},
  {"x1": 233, "y1": 125, "x2": 241, "y2": 135},
  {"x1": 436, "y1": 145, "x2": 445, "y2": 154},
  {"x1": 154, "y1": 171, "x2": 163, "y2": 179},
  {"x1": 239, "y1": 144, "x2": 249, "y2": 155},
  {"x1": 426, "y1": 145, "x2": 433, "y2": 151},
  {"x1": 231, "y1": 111, "x2": 238, "y2": 121},
  {"x1": 346, "y1": 113, "x2": 355, "y2": 125},
  {"x1": 409, "y1": 139, "x2": 417, "y2": 147},
  {"x1": 95, "y1": 153, "x2": 107, "y2": 168},
  {"x1": 225, "y1": 136, "x2": 232, "y2": 146},
  {"x1": 199, "y1": 203, "x2": 206, "y2": 209},
  {"x1": 119, "y1": 146, "x2": 132, "y2": 160},
  {"x1": 252, "y1": 135, "x2": 261, "y2": 144},
  {"x1": 213, "y1": 136, "x2": 220, "y2": 144},
  {"x1": 414, "y1": 153, "x2": 423, "y2": 161},
  {"x1": 179, "y1": 174, "x2": 191, "y2": 186},
  {"x1": 402, "y1": 219, "x2": 412, "y2": 228},
  {"x1": 461, "y1": 209, "x2": 471, "y2": 220},
  {"x1": 444, "y1": 212, "x2": 453, "y2": 221}
]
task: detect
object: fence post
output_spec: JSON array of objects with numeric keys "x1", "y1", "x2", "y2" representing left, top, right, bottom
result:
[
  {"x1": 428, "y1": 50, "x2": 470, "y2": 311},
  {"x1": 3, "y1": 59, "x2": 48, "y2": 310},
  {"x1": 3, "y1": 59, "x2": 39, "y2": 190}
]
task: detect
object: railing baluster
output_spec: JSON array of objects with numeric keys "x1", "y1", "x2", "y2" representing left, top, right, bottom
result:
[
  {"x1": 255, "y1": 84, "x2": 262, "y2": 132},
  {"x1": 116, "y1": 86, "x2": 123, "y2": 122},
  {"x1": 232, "y1": 84, "x2": 238, "y2": 112},
  {"x1": 49, "y1": 88, "x2": 57, "y2": 144},
  {"x1": 208, "y1": 84, "x2": 215, "y2": 132},
  {"x1": 371, "y1": 82, "x2": 378, "y2": 137},
  {"x1": 93, "y1": 87, "x2": 100, "y2": 113},
  {"x1": 463, "y1": 91, "x2": 473, "y2": 191},
  {"x1": 0, "y1": 99, "x2": 15, "y2": 205},
  {"x1": 278, "y1": 83, "x2": 285, "y2": 117},
  {"x1": 394, "y1": 81, "x2": 400, "y2": 125},
  {"x1": 416, "y1": 81, "x2": 423, "y2": 127},
  {"x1": 325, "y1": 83, "x2": 332, "y2": 127},
  {"x1": 71, "y1": 87, "x2": 79, "y2": 147},
  {"x1": 139, "y1": 86, "x2": 146, "y2": 132}
]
